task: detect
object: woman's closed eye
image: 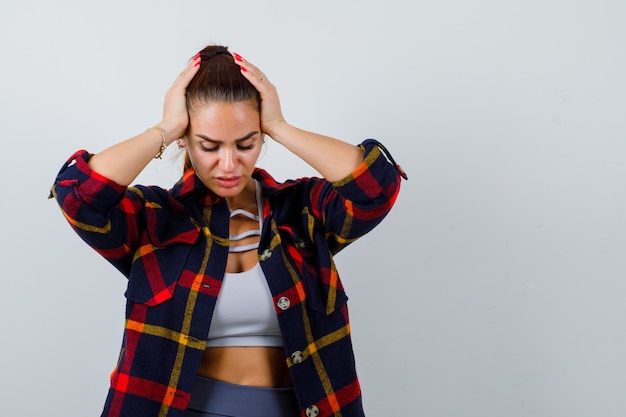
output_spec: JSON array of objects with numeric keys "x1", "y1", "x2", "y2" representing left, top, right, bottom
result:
[
  {"x1": 237, "y1": 142, "x2": 255, "y2": 151},
  {"x1": 200, "y1": 143, "x2": 219, "y2": 152}
]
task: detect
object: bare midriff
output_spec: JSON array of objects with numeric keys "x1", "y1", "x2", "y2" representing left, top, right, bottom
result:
[{"x1": 198, "y1": 346, "x2": 292, "y2": 388}]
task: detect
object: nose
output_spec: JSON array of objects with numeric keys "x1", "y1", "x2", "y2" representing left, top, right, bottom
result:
[{"x1": 219, "y1": 148, "x2": 237, "y2": 172}]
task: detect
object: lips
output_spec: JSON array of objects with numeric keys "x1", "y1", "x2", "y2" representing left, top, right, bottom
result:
[{"x1": 215, "y1": 176, "x2": 242, "y2": 188}]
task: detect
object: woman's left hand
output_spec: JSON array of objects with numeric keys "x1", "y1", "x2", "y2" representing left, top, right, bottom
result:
[
  {"x1": 232, "y1": 52, "x2": 365, "y2": 181},
  {"x1": 233, "y1": 53, "x2": 286, "y2": 138}
]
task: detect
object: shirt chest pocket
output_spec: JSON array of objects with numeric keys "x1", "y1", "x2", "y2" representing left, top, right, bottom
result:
[
  {"x1": 125, "y1": 210, "x2": 200, "y2": 307},
  {"x1": 279, "y1": 228, "x2": 348, "y2": 316}
]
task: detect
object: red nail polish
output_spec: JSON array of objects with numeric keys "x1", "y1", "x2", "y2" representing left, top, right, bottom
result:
[
  {"x1": 233, "y1": 53, "x2": 243, "y2": 62},
  {"x1": 240, "y1": 66, "x2": 247, "y2": 72}
]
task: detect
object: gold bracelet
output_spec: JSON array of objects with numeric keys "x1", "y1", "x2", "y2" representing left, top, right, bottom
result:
[{"x1": 148, "y1": 125, "x2": 167, "y2": 159}]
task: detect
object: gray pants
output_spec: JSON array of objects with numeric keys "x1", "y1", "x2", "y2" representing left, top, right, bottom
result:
[{"x1": 185, "y1": 376, "x2": 300, "y2": 417}]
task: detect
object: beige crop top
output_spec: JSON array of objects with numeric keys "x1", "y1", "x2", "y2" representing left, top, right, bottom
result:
[{"x1": 206, "y1": 181, "x2": 283, "y2": 347}]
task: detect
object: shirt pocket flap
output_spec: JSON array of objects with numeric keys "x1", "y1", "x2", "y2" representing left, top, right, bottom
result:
[
  {"x1": 279, "y1": 227, "x2": 348, "y2": 315},
  {"x1": 125, "y1": 243, "x2": 193, "y2": 306},
  {"x1": 125, "y1": 210, "x2": 199, "y2": 306}
]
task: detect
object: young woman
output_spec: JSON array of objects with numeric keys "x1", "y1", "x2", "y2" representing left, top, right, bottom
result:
[{"x1": 51, "y1": 45, "x2": 406, "y2": 417}]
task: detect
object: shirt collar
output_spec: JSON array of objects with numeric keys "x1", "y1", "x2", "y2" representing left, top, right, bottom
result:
[{"x1": 252, "y1": 167, "x2": 299, "y2": 197}]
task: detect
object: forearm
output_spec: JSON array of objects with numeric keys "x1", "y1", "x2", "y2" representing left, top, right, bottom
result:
[
  {"x1": 88, "y1": 56, "x2": 200, "y2": 186},
  {"x1": 87, "y1": 122, "x2": 180, "y2": 186},
  {"x1": 267, "y1": 122, "x2": 364, "y2": 182}
]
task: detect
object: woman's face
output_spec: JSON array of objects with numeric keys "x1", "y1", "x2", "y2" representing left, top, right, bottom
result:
[{"x1": 186, "y1": 100, "x2": 263, "y2": 199}]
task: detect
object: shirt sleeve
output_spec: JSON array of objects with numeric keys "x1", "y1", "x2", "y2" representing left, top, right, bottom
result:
[
  {"x1": 307, "y1": 139, "x2": 406, "y2": 254},
  {"x1": 49, "y1": 150, "x2": 147, "y2": 276}
]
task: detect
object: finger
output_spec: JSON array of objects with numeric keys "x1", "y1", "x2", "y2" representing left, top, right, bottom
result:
[
  {"x1": 232, "y1": 52, "x2": 269, "y2": 88},
  {"x1": 171, "y1": 54, "x2": 201, "y2": 91}
]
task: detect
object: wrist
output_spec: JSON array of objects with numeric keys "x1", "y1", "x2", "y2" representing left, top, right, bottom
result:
[
  {"x1": 156, "y1": 120, "x2": 187, "y2": 145},
  {"x1": 264, "y1": 119, "x2": 290, "y2": 143}
]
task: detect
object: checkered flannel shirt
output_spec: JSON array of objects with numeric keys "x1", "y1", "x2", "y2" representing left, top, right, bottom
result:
[{"x1": 51, "y1": 139, "x2": 405, "y2": 417}]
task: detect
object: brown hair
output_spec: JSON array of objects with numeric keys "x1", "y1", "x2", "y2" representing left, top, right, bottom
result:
[{"x1": 183, "y1": 45, "x2": 261, "y2": 171}]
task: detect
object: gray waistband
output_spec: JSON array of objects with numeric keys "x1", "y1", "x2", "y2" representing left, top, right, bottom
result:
[{"x1": 187, "y1": 376, "x2": 299, "y2": 417}]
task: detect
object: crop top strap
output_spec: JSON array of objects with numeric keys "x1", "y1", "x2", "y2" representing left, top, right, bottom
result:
[
  {"x1": 229, "y1": 209, "x2": 259, "y2": 222},
  {"x1": 227, "y1": 181, "x2": 263, "y2": 254}
]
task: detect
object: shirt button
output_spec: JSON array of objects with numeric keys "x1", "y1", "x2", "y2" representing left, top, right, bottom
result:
[
  {"x1": 277, "y1": 296, "x2": 291, "y2": 311},
  {"x1": 306, "y1": 405, "x2": 319, "y2": 417},
  {"x1": 260, "y1": 249, "x2": 272, "y2": 261},
  {"x1": 296, "y1": 238, "x2": 309, "y2": 248},
  {"x1": 291, "y1": 351, "x2": 304, "y2": 364}
]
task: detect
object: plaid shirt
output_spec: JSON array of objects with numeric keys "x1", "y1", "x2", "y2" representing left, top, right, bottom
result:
[{"x1": 51, "y1": 139, "x2": 404, "y2": 417}]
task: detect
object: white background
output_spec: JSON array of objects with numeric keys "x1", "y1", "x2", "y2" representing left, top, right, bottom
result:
[{"x1": 1, "y1": 1, "x2": 625, "y2": 416}]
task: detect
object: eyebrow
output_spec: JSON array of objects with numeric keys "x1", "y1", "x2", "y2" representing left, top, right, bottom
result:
[{"x1": 196, "y1": 131, "x2": 259, "y2": 144}]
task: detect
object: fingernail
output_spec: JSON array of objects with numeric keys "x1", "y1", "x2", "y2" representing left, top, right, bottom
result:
[
  {"x1": 233, "y1": 53, "x2": 243, "y2": 62},
  {"x1": 193, "y1": 55, "x2": 201, "y2": 67},
  {"x1": 240, "y1": 66, "x2": 247, "y2": 72}
]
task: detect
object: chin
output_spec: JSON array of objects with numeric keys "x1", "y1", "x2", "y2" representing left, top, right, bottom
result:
[
  {"x1": 216, "y1": 189, "x2": 242, "y2": 198},
  {"x1": 212, "y1": 184, "x2": 246, "y2": 198}
]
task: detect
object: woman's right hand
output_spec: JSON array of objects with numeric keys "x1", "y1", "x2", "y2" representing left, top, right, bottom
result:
[
  {"x1": 86, "y1": 55, "x2": 200, "y2": 186},
  {"x1": 160, "y1": 54, "x2": 201, "y2": 142}
]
